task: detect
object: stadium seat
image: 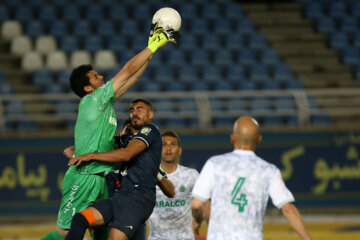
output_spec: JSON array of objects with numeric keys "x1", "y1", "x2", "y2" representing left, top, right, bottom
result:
[
  {"x1": 59, "y1": 36, "x2": 79, "y2": 54},
  {"x1": 236, "y1": 19, "x2": 256, "y2": 34},
  {"x1": 330, "y1": 32, "x2": 349, "y2": 51},
  {"x1": 1, "y1": 21, "x2": 22, "y2": 41},
  {"x1": 73, "y1": 21, "x2": 92, "y2": 37},
  {"x1": 108, "y1": 35, "x2": 126, "y2": 54},
  {"x1": 328, "y1": 2, "x2": 346, "y2": 19},
  {"x1": 284, "y1": 81, "x2": 304, "y2": 89},
  {"x1": 39, "y1": 6, "x2": 58, "y2": 21},
  {"x1": 44, "y1": 84, "x2": 64, "y2": 94},
  {"x1": 21, "y1": 52, "x2": 44, "y2": 71},
  {"x1": 84, "y1": 36, "x2": 104, "y2": 53},
  {"x1": 33, "y1": 69, "x2": 54, "y2": 87},
  {"x1": 237, "y1": 49, "x2": 257, "y2": 66},
  {"x1": 141, "y1": 82, "x2": 161, "y2": 92},
  {"x1": 14, "y1": 6, "x2": 34, "y2": 23},
  {"x1": 189, "y1": 19, "x2": 209, "y2": 34},
  {"x1": 225, "y1": 34, "x2": 244, "y2": 50},
  {"x1": 10, "y1": 36, "x2": 32, "y2": 56},
  {"x1": 213, "y1": 81, "x2": 232, "y2": 91},
  {"x1": 57, "y1": 68, "x2": 72, "y2": 88},
  {"x1": 121, "y1": 20, "x2": 139, "y2": 36},
  {"x1": 49, "y1": 21, "x2": 69, "y2": 38},
  {"x1": 154, "y1": 67, "x2": 175, "y2": 84},
  {"x1": 46, "y1": 51, "x2": 68, "y2": 72},
  {"x1": 166, "y1": 118, "x2": 186, "y2": 128},
  {"x1": 350, "y1": 1, "x2": 360, "y2": 17},
  {"x1": 274, "y1": 97, "x2": 296, "y2": 112},
  {"x1": 62, "y1": 6, "x2": 81, "y2": 22},
  {"x1": 94, "y1": 50, "x2": 117, "y2": 71},
  {"x1": 190, "y1": 82, "x2": 209, "y2": 91},
  {"x1": 203, "y1": 66, "x2": 222, "y2": 83},
  {"x1": 166, "y1": 50, "x2": 186, "y2": 66},
  {"x1": 342, "y1": 47, "x2": 359, "y2": 66},
  {"x1": 179, "y1": 4, "x2": 198, "y2": 20},
  {"x1": 70, "y1": 50, "x2": 92, "y2": 68},
  {"x1": 96, "y1": 20, "x2": 116, "y2": 37},
  {"x1": 262, "y1": 81, "x2": 281, "y2": 90},
  {"x1": 238, "y1": 81, "x2": 256, "y2": 90},
  {"x1": 273, "y1": 64, "x2": 295, "y2": 82},
  {"x1": 0, "y1": 6, "x2": 10, "y2": 23},
  {"x1": 35, "y1": 36, "x2": 57, "y2": 55},
  {"x1": 352, "y1": 33, "x2": 360, "y2": 48},
  {"x1": 131, "y1": 37, "x2": 146, "y2": 51},
  {"x1": 25, "y1": 21, "x2": 44, "y2": 39},
  {"x1": 85, "y1": 5, "x2": 105, "y2": 21},
  {"x1": 305, "y1": 2, "x2": 324, "y2": 20},
  {"x1": 312, "y1": 114, "x2": 331, "y2": 125},
  {"x1": 213, "y1": 50, "x2": 233, "y2": 66},
  {"x1": 340, "y1": 17, "x2": 358, "y2": 34},
  {"x1": 5, "y1": 101, "x2": 26, "y2": 115},
  {"x1": 190, "y1": 50, "x2": 210, "y2": 66},
  {"x1": 167, "y1": 82, "x2": 186, "y2": 92},
  {"x1": 210, "y1": 98, "x2": 227, "y2": 111},
  {"x1": 317, "y1": 17, "x2": 336, "y2": 34},
  {"x1": 225, "y1": 3, "x2": 243, "y2": 19},
  {"x1": 250, "y1": 97, "x2": 272, "y2": 112},
  {"x1": 0, "y1": 83, "x2": 15, "y2": 95},
  {"x1": 133, "y1": 4, "x2": 151, "y2": 20},
  {"x1": 249, "y1": 65, "x2": 270, "y2": 82},
  {"x1": 202, "y1": 3, "x2": 221, "y2": 19},
  {"x1": 213, "y1": 117, "x2": 234, "y2": 127},
  {"x1": 227, "y1": 98, "x2": 247, "y2": 111},
  {"x1": 202, "y1": 35, "x2": 221, "y2": 50},
  {"x1": 153, "y1": 99, "x2": 175, "y2": 112},
  {"x1": 260, "y1": 49, "x2": 281, "y2": 66},
  {"x1": 226, "y1": 65, "x2": 247, "y2": 83},
  {"x1": 177, "y1": 99, "x2": 197, "y2": 112},
  {"x1": 17, "y1": 119, "x2": 38, "y2": 131},
  {"x1": 263, "y1": 116, "x2": 283, "y2": 126},
  {"x1": 108, "y1": 5, "x2": 127, "y2": 22},
  {"x1": 248, "y1": 34, "x2": 268, "y2": 50},
  {"x1": 55, "y1": 101, "x2": 77, "y2": 116},
  {"x1": 181, "y1": 35, "x2": 198, "y2": 50},
  {"x1": 178, "y1": 65, "x2": 198, "y2": 84}
]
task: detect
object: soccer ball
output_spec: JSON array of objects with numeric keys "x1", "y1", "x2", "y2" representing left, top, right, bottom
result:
[{"x1": 152, "y1": 7, "x2": 181, "y2": 31}]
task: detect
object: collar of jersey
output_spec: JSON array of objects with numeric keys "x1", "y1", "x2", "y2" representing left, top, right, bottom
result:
[{"x1": 233, "y1": 149, "x2": 255, "y2": 155}]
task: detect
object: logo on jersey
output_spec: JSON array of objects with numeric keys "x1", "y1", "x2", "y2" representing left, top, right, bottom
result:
[
  {"x1": 179, "y1": 185, "x2": 186, "y2": 192},
  {"x1": 156, "y1": 200, "x2": 185, "y2": 208},
  {"x1": 140, "y1": 127, "x2": 152, "y2": 135},
  {"x1": 109, "y1": 116, "x2": 117, "y2": 126}
]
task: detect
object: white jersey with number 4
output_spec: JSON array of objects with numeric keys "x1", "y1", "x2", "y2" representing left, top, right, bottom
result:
[
  {"x1": 192, "y1": 149, "x2": 294, "y2": 240},
  {"x1": 148, "y1": 165, "x2": 199, "y2": 240}
]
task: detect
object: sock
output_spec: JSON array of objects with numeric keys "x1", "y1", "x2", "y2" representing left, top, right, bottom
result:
[
  {"x1": 91, "y1": 228, "x2": 109, "y2": 240},
  {"x1": 65, "y1": 213, "x2": 89, "y2": 240},
  {"x1": 41, "y1": 230, "x2": 65, "y2": 240}
]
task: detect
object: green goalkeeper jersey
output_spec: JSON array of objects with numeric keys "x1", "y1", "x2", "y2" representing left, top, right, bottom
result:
[{"x1": 73, "y1": 79, "x2": 117, "y2": 174}]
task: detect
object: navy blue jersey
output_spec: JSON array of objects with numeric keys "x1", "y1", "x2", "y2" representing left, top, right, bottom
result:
[{"x1": 118, "y1": 123, "x2": 162, "y2": 201}]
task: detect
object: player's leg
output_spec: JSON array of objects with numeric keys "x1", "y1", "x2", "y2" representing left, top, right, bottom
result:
[
  {"x1": 65, "y1": 207, "x2": 105, "y2": 240},
  {"x1": 109, "y1": 228, "x2": 129, "y2": 240},
  {"x1": 130, "y1": 222, "x2": 146, "y2": 240}
]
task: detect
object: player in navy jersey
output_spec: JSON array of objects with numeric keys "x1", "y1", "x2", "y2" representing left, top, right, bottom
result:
[{"x1": 64, "y1": 99, "x2": 163, "y2": 240}]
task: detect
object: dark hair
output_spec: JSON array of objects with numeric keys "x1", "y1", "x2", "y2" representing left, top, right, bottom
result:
[
  {"x1": 69, "y1": 64, "x2": 93, "y2": 98},
  {"x1": 131, "y1": 98, "x2": 153, "y2": 111},
  {"x1": 162, "y1": 130, "x2": 181, "y2": 146}
]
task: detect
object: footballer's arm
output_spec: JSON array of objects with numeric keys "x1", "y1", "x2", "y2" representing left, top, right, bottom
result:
[
  {"x1": 63, "y1": 146, "x2": 75, "y2": 159},
  {"x1": 157, "y1": 177, "x2": 175, "y2": 198},
  {"x1": 68, "y1": 139, "x2": 146, "y2": 166}
]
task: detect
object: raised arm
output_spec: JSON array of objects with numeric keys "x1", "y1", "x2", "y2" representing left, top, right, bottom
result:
[
  {"x1": 281, "y1": 203, "x2": 312, "y2": 240},
  {"x1": 157, "y1": 176, "x2": 175, "y2": 198},
  {"x1": 68, "y1": 139, "x2": 147, "y2": 166}
]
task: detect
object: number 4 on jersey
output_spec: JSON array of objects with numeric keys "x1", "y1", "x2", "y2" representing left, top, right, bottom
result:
[{"x1": 231, "y1": 177, "x2": 248, "y2": 212}]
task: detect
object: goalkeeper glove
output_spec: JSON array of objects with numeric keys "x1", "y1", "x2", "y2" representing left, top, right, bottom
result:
[{"x1": 147, "y1": 28, "x2": 179, "y2": 54}]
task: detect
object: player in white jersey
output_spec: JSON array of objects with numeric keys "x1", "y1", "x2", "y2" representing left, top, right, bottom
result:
[
  {"x1": 148, "y1": 130, "x2": 199, "y2": 240},
  {"x1": 191, "y1": 116, "x2": 312, "y2": 240}
]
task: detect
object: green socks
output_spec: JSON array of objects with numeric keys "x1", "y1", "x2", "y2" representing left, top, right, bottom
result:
[{"x1": 41, "y1": 230, "x2": 65, "y2": 240}]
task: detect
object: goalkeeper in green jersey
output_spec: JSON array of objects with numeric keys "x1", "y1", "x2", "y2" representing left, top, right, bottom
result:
[{"x1": 41, "y1": 26, "x2": 178, "y2": 240}]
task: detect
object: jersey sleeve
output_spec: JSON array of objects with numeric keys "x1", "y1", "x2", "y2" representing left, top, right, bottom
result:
[
  {"x1": 269, "y1": 168, "x2": 295, "y2": 209},
  {"x1": 191, "y1": 159, "x2": 215, "y2": 202},
  {"x1": 133, "y1": 124, "x2": 159, "y2": 148},
  {"x1": 92, "y1": 79, "x2": 115, "y2": 110}
]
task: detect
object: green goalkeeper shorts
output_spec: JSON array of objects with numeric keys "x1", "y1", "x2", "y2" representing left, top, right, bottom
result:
[{"x1": 57, "y1": 167, "x2": 108, "y2": 229}]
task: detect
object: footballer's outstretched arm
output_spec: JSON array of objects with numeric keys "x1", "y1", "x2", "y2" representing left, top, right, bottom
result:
[{"x1": 68, "y1": 139, "x2": 147, "y2": 166}]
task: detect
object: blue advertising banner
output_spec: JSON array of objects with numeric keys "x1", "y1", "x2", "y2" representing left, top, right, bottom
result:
[{"x1": 0, "y1": 132, "x2": 360, "y2": 214}]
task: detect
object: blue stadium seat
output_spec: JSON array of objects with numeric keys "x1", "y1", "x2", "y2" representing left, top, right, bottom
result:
[
  {"x1": 213, "y1": 81, "x2": 232, "y2": 90},
  {"x1": 55, "y1": 101, "x2": 77, "y2": 115},
  {"x1": 214, "y1": 50, "x2": 233, "y2": 66},
  {"x1": 274, "y1": 97, "x2": 295, "y2": 111},
  {"x1": 305, "y1": 2, "x2": 324, "y2": 20},
  {"x1": 73, "y1": 21, "x2": 92, "y2": 37},
  {"x1": 213, "y1": 117, "x2": 233, "y2": 127},
  {"x1": 210, "y1": 98, "x2": 226, "y2": 111},
  {"x1": 190, "y1": 50, "x2": 210, "y2": 66},
  {"x1": 228, "y1": 98, "x2": 247, "y2": 110},
  {"x1": 39, "y1": 6, "x2": 58, "y2": 21},
  {"x1": 202, "y1": 35, "x2": 221, "y2": 50},
  {"x1": 33, "y1": 69, "x2": 54, "y2": 87},
  {"x1": 177, "y1": 99, "x2": 197, "y2": 112},
  {"x1": 262, "y1": 81, "x2": 281, "y2": 90},
  {"x1": 328, "y1": 2, "x2": 347, "y2": 19},
  {"x1": 44, "y1": 84, "x2": 64, "y2": 94},
  {"x1": 178, "y1": 65, "x2": 198, "y2": 83},
  {"x1": 342, "y1": 47, "x2": 359, "y2": 66},
  {"x1": 225, "y1": 34, "x2": 244, "y2": 50},
  {"x1": 121, "y1": 20, "x2": 139, "y2": 36},
  {"x1": 237, "y1": 49, "x2": 257, "y2": 66},
  {"x1": 340, "y1": 17, "x2": 358, "y2": 34},
  {"x1": 181, "y1": 35, "x2": 198, "y2": 50},
  {"x1": 59, "y1": 36, "x2": 79, "y2": 53},
  {"x1": 0, "y1": 83, "x2": 14, "y2": 95},
  {"x1": 190, "y1": 82, "x2": 210, "y2": 91},
  {"x1": 153, "y1": 99, "x2": 175, "y2": 111},
  {"x1": 17, "y1": 119, "x2": 38, "y2": 131},
  {"x1": 57, "y1": 68, "x2": 72, "y2": 88},
  {"x1": 62, "y1": 6, "x2": 81, "y2": 22},
  {"x1": 6, "y1": 101, "x2": 26, "y2": 115},
  {"x1": 236, "y1": 19, "x2": 255, "y2": 34},
  {"x1": 189, "y1": 19, "x2": 209, "y2": 34},
  {"x1": 109, "y1": 5, "x2": 127, "y2": 22},
  {"x1": 15, "y1": 6, "x2": 34, "y2": 23},
  {"x1": 203, "y1": 66, "x2": 222, "y2": 83},
  {"x1": 213, "y1": 19, "x2": 232, "y2": 35},
  {"x1": 273, "y1": 64, "x2": 295, "y2": 82},
  {"x1": 226, "y1": 65, "x2": 247, "y2": 84},
  {"x1": 131, "y1": 37, "x2": 146, "y2": 51},
  {"x1": 96, "y1": 20, "x2": 115, "y2": 37},
  {"x1": 352, "y1": 33, "x2": 360, "y2": 48},
  {"x1": 85, "y1": 5, "x2": 105, "y2": 21},
  {"x1": 141, "y1": 82, "x2": 161, "y2": 92},
  {"x1": 225, "y1": 3, "x2": 243, "y2": 19},
  {"x1": 250, "y1": 97, "x2": 271, "y2": 112},
  {"x1": 179, "y1": 4, "x2": 198, "y2": 20},
  {"x1": 351, "y1": 1, "x2": 360, "y2": 17},
  {"x1": 49, "y1": 21, "x2": 68, "y2": 38},
  {"x1": 248, "y1": 34, "x2": 268, "y2": 50},
  {"x1": 263, "y1": 116, "x2": 283, "y2": 126},
  {"x1": 25, "y1": 21, "x2": 44, "y2": 38},
  {"x1": 317, "y1": 17, "x2": 336, "y2": 34},
  {"x1": 166, "y1": 118, "x2": 186, "y2": 128},
  {"x1": 166, "y1": 50, "x2": 186, "y2": 66},
  {"x1": 167, "y1": 82, "x2": 186, "y2": 92},
  {"x1": 312, "y1": 114, "x2": 331, "y2": 125},
  {"x1": 249, "y1": 65, "x2": 270, "y2": 82},
  {"x1": 133, "y1": 5, "x2": 151, "y2": 20},
  {"x1": 284, "y1": 81, "x2": 304, "y2": 89},
  {"x1": 84, "y1": 36, "x2": 103, "y2": 53},
  {"x1": 238, "y1": 81, "x2": 256, "y2": 90},
  {"x1": 260, "y1": 49, "x2": 281, "y2": 65},
  {"x1": 154, "y1": 67, "x2": 175, "y2": 84},
  {"x1": 202, "y1": 3, "x2": 221, "y2": 19},
  {"x1": 108, "y1": 35, "x2": 126, "y2": 54},
  {"x1": 0, "y1": 6, "x2": 10, "y2": 22}
]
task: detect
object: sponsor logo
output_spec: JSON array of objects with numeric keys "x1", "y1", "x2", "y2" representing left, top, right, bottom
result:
[
  {"x1": 140, "y1": 127, "x2": 151, "y2": 135},
  {"x1": 179, "y1": 185, "x2": 186, "y2": 192},
  {"x1": 156, "y1": 200, "x2": 186, "y2": 208},
  {"x1": 109, "y1": 116, "x2": 117, "y2": 126}
]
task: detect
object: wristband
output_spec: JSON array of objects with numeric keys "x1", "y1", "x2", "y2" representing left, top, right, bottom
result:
[{"x1": 157, "y1": 172, "x2": 164, "y2": 181}]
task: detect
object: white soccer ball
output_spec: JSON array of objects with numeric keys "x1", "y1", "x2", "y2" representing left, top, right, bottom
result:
[{"x1": 152, "y1": 7, "x2": 181, "y2": 31}]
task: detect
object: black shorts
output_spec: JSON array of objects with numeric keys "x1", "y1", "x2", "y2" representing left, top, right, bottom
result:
[{"x1": 91, "y1": 190, "x2": 155, "y2": 239}]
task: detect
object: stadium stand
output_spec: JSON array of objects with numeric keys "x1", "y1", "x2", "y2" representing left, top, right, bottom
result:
[{"x1": 0, "y1": 0, "x2": 360, "y2": 135}]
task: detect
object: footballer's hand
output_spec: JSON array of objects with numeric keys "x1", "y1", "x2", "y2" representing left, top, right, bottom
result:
[
  {"x1": 147, "y1": 29, "x2": 179, "y2": 53},
  {"x1": 68, "y1": 153, "x2": 92, "y2": 166},
  {"x1": 192, "y1": 219, "x2": 201, "y2": 236}
]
